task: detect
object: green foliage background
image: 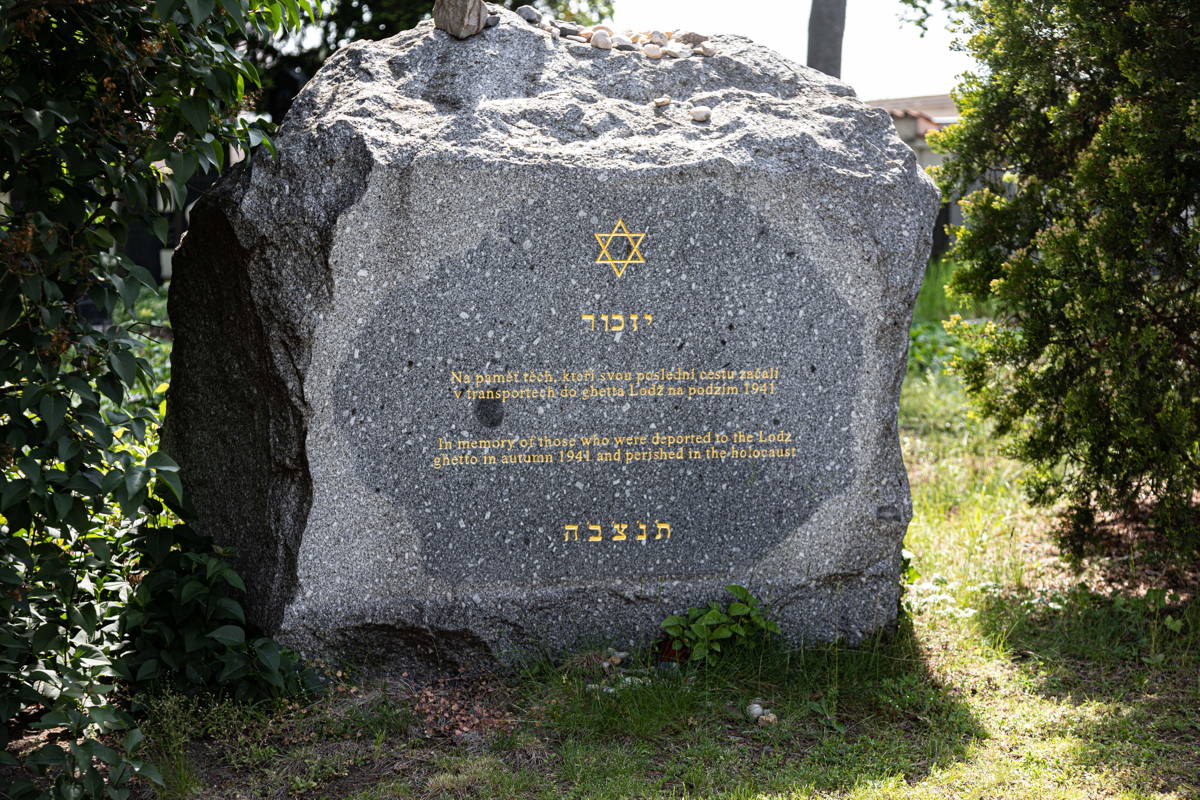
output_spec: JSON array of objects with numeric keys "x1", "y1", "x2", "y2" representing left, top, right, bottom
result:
[
  {"x1": 932, "y1": 0, "x2": 1200, "y2": 548},
  {"x1": 0, "y1": 2, "x2": 317, "y2": 797}
]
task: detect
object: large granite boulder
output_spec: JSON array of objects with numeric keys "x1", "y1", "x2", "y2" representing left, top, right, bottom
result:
[{"x1": 165, "y1": 9, "x2": 938, "y2": 668}]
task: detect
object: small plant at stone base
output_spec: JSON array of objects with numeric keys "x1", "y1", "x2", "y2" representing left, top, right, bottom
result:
[{"x1": 660, "y1": 585, "x2": 781, "y2": 666}]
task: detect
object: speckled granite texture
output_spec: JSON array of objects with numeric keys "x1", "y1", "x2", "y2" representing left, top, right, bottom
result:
[{"x1": 164, "y1": 8, "x2": 938, "y2": 670}]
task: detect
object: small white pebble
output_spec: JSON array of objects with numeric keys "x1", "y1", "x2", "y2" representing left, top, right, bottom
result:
[
  {"x1": 699, "y1": 41, "x2": 718, "y2": 57},
  {"x1": 590, "y1": 31, "x2": 612, "y2": 49},
  {"x1": 662, "y1": 44, "x2": 687, "y2": 58},
  {"x1": 652, "y1": 95, "x2": 671, "y2": 107},
  {"x1": 746, "y1": 703, "x2": 764, "y2": 719},
  {"x1": 690, "y1": 105, "x2": 712, "y2": 122},
  {"x1": 642, "y1": 43, "x2": 662, "y2": 59}
]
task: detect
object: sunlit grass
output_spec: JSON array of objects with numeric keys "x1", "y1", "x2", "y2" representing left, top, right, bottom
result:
[{"x1": 139, "y1": 271, "x2": 1198, "y2": 798}]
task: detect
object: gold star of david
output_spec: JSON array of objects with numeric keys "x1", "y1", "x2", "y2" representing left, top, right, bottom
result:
[{"x1": 594, "y1": 218, "x2": 646, "y2": 278}]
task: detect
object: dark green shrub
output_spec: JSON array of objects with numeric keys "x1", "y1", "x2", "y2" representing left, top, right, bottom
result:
[
  {"x1": 1, "y1": 2, "x2": 315, "y2": 796},
  {"x1": 932, "y1": 0, "x2": 1200, "y2": 549}
]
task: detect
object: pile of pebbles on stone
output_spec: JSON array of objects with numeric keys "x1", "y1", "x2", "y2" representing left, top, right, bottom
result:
[
  {"x1": 509, "y1": 4, "x2": 718, "y2": 122},
  {"x1": 512, "y1": 4, "x2": 718, "y2": 59}
]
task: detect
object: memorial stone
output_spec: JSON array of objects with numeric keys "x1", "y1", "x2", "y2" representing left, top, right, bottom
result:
[{"x1": 165, "y1": 8, "x2": 939, "y2": 668}]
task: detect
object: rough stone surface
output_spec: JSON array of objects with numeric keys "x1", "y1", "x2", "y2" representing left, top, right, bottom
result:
[{"x1": 165, "y1": 8, "x2": 937, "y2": 671}]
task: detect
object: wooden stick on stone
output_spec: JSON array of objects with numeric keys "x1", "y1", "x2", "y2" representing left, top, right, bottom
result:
[{"x1": 433, "y1": 0, "x2": 488, "y2": 39}]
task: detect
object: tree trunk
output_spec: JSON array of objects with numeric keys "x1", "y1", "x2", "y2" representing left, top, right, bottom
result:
[{"x1": 807, "y1": 0, "x2": 847, "y2": 78}]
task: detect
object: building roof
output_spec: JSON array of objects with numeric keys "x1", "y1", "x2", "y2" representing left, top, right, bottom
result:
[{"x1": 864, "y1": 93, "x2": 959, "y2": 125}]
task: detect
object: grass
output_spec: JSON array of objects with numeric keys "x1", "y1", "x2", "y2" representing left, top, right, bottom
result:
[
  {"x1": 136, "y1": 264, "x2": 1199, "y2": 799},
  {"x1": 911, "y1": 258, "x2": 991, "y2": 324}
]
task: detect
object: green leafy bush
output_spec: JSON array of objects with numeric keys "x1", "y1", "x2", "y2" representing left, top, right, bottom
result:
[
  {"x1": 660, "y1": 586, "x2": 781, "y2": 666},
  {"x1": 908, "y1": 322, "x2": 966, "y2": 376},
  {"x1": 932, "y1": 0, "x2": 1200, "y2": 548},
  {"x1": 1, "y1": 1, "x2": 316, "y2": 797},
  {"x1": 122, "y1": 517, "x2": 319, "y2": 701}
]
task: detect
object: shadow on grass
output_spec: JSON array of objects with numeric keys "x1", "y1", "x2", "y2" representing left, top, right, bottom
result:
[
  {"x1": 506, "y1": 616, "x2": 985, "y2": 797},
  {"x1": 974, "y1": 579, "x2": 1200, "y2": 796}
]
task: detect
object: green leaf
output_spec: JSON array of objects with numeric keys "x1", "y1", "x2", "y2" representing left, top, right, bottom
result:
[
  {"x1": 155, "y1": 470, "x2": 184, "y2": 504},
  {"x1": 21, "y1": 108, "x2": 54, "y2": 138},
  {"x1": 123, "y1": 727, "x2": 144, "y2": 753},
  {"x1": 109, "y1": 349, "x2": 139, "y2": 387},
  {"x1": 254, "y1": 639, "x2": 281, "y2": 672},
  {"x1": 31, "y1": 623, "x2": 61, "y2": 652},
  {"x1": 146, "y1": 452, "x2": 180, "y2": 471},
  {"x1": 155, "y1": 0, "x2": 184, "y2": 19},
  {"x1": 180, "y1": 97, "x2": 209, "y2": 134},
  {"x1": 219, "y1": 567, "x2": 246, "y2": 592},
  {"x1": 218, "y1": 0, "x2": 246, "y2": 26},
  {"x1": 135, "y1": 759, "x2": 165, "y2": 786},
  {"x1": 0, "y1": 281, "x2": 22, "y2": 332},
  {"x1": 1, "y1": 478, "x2": 30, "y2": 511},
  {"x1": 30, "y1": 709, "x2": 72, "y2": 730},
  {"x1": 151, "y1": 215, "x2": 169, "y2": 246},
  {"x1": 207, "y1": 625, "x2": 245, "y2": 647},
  {"x1": 185, "y1": 0, "x2": 217, "y2": 24},
  {"x1": 135, "y1": 659, "x2": 160, "y2": 682},
  {"x1": 217, "y1": 653, "x2": 248, "y2": 682},
  {"x1": 724, "y1": 585, "x2": 754, "y2": 604},
  {"x1": 51, "y1": 491, "x2": 73, "y2": 521},
  {"x1": 27, "y1": 743, "x2": 68, "y2": 767},
  {"x1": 180, "y1": 579, "x2": 207, "y2": 606},
  {"x1": 213, "y1": 596, "x2": 246, "y2": 624},
  {"x1": 124, "y1": 466, "x2": 151, "y2": 499}
]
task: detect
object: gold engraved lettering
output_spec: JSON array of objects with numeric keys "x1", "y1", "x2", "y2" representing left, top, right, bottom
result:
[
  {"x1": 559, "y1": 521, "x2": 673, "y2": 544},
  {"x1": 580, "y1": 313, "x2": 653, "y2": 333}
]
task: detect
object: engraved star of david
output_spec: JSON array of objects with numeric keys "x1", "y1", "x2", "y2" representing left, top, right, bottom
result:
[{"x1": 594, "y1": 218, "x2": 646, "y2": 278}]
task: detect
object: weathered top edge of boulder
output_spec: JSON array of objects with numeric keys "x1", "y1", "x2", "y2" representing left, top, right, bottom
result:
[{"x1": 279, "y1": 8, "x2": 917, "y2": 175}]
